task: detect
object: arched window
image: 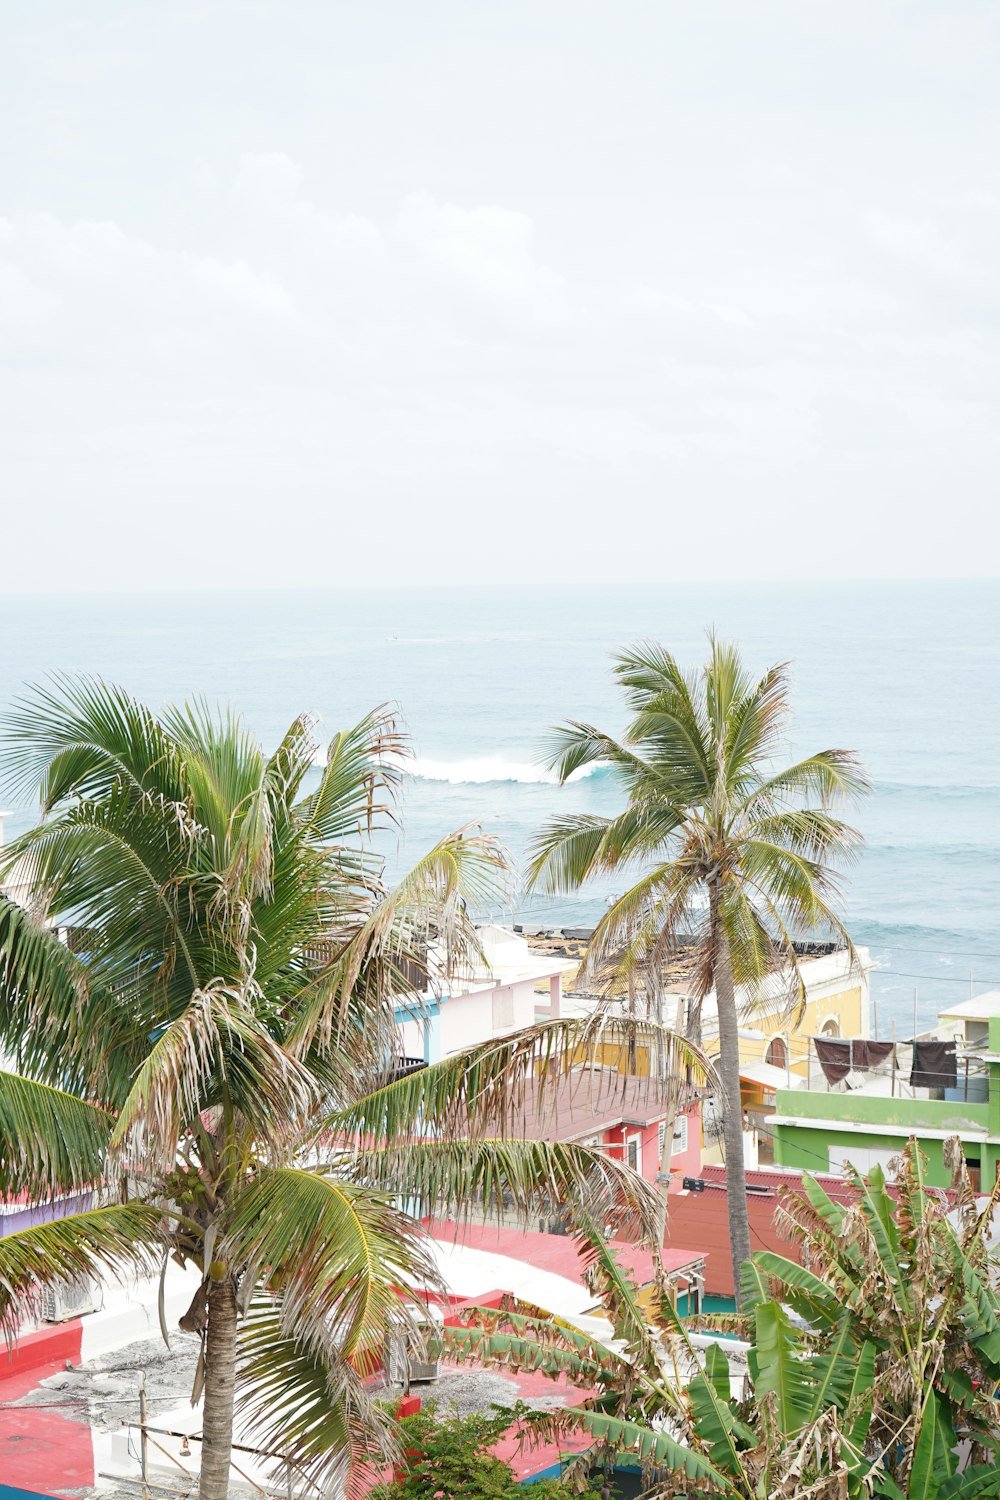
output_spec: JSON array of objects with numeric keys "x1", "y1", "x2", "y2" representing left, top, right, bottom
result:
[
  {"x1": 821, "y1": 1018, "x2": 840, "y2": 1038},
  {"x1": 765, "y1": 1036, "x2": 788, "y2": 1070}
]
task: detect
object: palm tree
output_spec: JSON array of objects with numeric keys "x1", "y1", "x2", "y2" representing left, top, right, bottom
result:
[
  {"x1": 0, "y1": 678, "x2": 693, "y2": 1500},
  {"x1": 528, "y1": 637, "x2": 867, "y2": 1300}
]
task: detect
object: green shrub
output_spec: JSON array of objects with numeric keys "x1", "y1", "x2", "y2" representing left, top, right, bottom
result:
[{"x1": 370, "y1": 1404, "x2": 605, "y2": 1499}]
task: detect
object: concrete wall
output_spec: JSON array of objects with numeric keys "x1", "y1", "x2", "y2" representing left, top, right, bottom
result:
[
  {"x1": 399, "y1": 978, "x2": 539, "y2": 1062},
  {"x1": 0, "y1": 1192, "x2": 91, "y2": 1237},
  {"x1": 770, "y1": 1083, "x2": 993, "y2": 1185},
  {"x1": 772, "y1": 1123, "x2": 988, "y2": 1186},
  {"x1": 773, "y1": 1087, "x2": 989, "y2": 1134}
]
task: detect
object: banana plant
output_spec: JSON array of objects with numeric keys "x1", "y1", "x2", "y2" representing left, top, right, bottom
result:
[
  {"x1": 436, "y1": 1141, "x2": 1000, "y2": 1498},
  {"x1": 745, "y1": 1138, "x2": 1000, "y2": 1500}
]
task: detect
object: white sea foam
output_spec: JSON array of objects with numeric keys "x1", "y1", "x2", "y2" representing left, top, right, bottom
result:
[
  {"x1": 405, "y1": 757, "x2": 602, "y2": 785},
  {"x1": 309, "y1": 749, "x2": 603, "y2": 783}
]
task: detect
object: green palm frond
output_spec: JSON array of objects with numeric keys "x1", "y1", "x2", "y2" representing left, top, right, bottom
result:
[
  {"x1": 577, "y1": 861, "x2": 703, "y2": 996},
  {"x1": 747, "y1": 750, "x2": 871, "y2": 813},
  {"x1": 571, "y1": 1225, "x2": 674, "y2": 1389},
  {"x1": 111, "y1": 985, "x2": 318, "y2": 1166},
  {"x1": 539, "y1": 721, "x2": 654, "y2": 788},
  {"x1": 286, "y1": 825, "x2": 510, "y2": 1060},
  {"x1": 0, "y1": 1070, "x2": 111, "y2": 1198},
  {"x1": 527, "y1": 1405, "x2": 729, "y2": 1490},
  {"x1": 9, "y1": 786, "x2": 204, "y2": 1002},
  {"x1": 527, "y1": 807, "x2": 684, "y2": 895},
  {"x1": 442, "y1": 1301, "x2": 627, "y2": 1374},
  {"x1": 222, "y1": 1169, "x2": 439, "y2": 1365},
  {"x1": 342, "y1": 1136, "x2": 662, "y2": 1243},
  {"x1": 0, "y1": 894, "x2": 100, "y2": 1090},
  {"x1": 0, "y1": 1203, "x2": 165, "y2": 1338},
  {"x1": 236, "y1": 1298, "x2": 398, "y2": 1496},
  {"x1": 263, "y1": 713, "x2": 320, "y2": 810},
  {"x1": 328, "y1": 1013, "x2": 706, "y2": 1145},
  {"x1": 442, "y1": 1321, "x2": 621, "y2": 1387},
  {"x1": 0, "y1": 673, "x2": 183, "y2": 810},
  {"x1": 343, "y1": 825, "x2": 508, "y2": 993},
  {"x1": 743, "y1": 808, "x2": 863, "y2": 862},
  {"x1": 719, "y1": 661, "x2": 790, "y2": 787},
  {"x1": 716, "y1": 880, "x2": 774, "y2": 996},
  {"x1": 297, "y1": 707, "x2": 406, "y2": 842}
]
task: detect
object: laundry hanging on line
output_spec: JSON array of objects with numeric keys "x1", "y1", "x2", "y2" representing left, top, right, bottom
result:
[
  {"x1": 811, "y1": 1037, "x2": 896, "y2": 1086},
  {"x1": 909, "y1": 1038, "x2": 958, "y2": 1091}
]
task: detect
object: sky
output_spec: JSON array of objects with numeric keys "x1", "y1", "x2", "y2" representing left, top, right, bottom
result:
[{"x1": 2, "y1": 1, "x2": 998, "y2": 591}]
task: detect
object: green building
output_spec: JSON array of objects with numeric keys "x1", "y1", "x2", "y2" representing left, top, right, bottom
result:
[{"x1": 770, "y1": 1004, "x2": 1000, "y2": 1190}]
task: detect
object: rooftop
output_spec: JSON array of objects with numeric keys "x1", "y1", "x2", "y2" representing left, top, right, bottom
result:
[
  {"x1": 397, "y1": 925, "x2": 576, "y2": 1009},
  {"x1": 427, "y1": 1220, "x2": 705, "y2": 1305},
  {"x1": 496, "y1": 1070, "x2": 685, "y2": 1142},
  {"x1": 937, "y1": 991, "x2": 1000, "y2": 1022}
]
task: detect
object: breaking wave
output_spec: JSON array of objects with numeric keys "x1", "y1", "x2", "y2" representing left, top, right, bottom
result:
[{"x1": 405, "y1": 757, "x2": 608, "y2": 786}]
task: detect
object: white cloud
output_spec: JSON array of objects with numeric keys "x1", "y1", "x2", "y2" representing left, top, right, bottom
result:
[
  {"x1": 1, "y1": 1, "x2": 999, "y2": 589},
  {"x1": 395, "y1": 191, "x2": 563, "y2": 300}
]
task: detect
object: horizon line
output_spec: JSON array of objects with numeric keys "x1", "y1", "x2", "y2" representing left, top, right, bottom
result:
[{"x1": 3, "y1": 575, "x2": 999, "y2": 600}]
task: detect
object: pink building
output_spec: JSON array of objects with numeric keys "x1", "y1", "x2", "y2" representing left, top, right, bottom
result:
[{"x1": 508, "y1": 1073, "x2": 702, "y2": 1190}]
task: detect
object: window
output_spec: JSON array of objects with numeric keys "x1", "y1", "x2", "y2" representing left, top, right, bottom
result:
[
  {"x1": 658, "y1": 1117, "x2": 688, "y2": 1159},
  {"x1": 627, "y1": 1136, "x2": 641, "y2": 1174},
  {"x1": 765, "y1": 1036, "x2": 788, "y2": 1070}
]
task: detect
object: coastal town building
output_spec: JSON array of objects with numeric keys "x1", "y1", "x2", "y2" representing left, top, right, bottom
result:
[
  {"x1": 506, "y1": 1072, "x2": 703, "y2": 1191},
  {"x1": 661, "y1": 1162, "x2": 857, "y2": 1300},
  {"x1": 549, "y1": 935, "x2": 872, "y2": 1168},
  {"x1": 769, "y1": 990, "x2": 1000, "y2": 1188},
  {"x1": 393, "y1": 924, "x2": 575, "y2": 1064},
  {"x1": 665, "y1": 943, "x2": 873, "y2": 1157}
]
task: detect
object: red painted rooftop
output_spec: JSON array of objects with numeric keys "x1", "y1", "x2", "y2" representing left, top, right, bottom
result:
[{"x1": 428, "y1": 1220, "x2": 704, "y2": 1288}]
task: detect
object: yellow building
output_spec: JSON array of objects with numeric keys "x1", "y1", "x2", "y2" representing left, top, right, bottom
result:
[
  {"x1": 535, "y1": 938, "x2": 872, "y2": 1167},
  {"x1": 680, "y1": 943, "x2": 873, "y2": 1164}
]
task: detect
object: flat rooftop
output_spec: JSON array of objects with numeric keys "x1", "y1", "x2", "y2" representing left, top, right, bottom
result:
[
  {"x1": 495, "y1": 1071, "x2": 684, "y2": 1141},
  {"x1": 428, "y1": 1220, "x2": 705, "y2": 1291},
  {"x1": 938, "y1": 991, "x2": 1000, "y2": 1022}
]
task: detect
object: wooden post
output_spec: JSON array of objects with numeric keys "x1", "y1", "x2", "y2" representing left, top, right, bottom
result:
[
  {"x1": 139, "y1": 1381, "x2": 149, "y2": 1500},
  {"x1": 891, "y1": 1019, "x2": 897, "y2": 1098}
]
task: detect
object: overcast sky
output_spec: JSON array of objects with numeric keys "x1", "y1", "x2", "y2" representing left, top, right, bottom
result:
[{"x1": 3, "y1": 2, "x2": 998, "y2": 591}]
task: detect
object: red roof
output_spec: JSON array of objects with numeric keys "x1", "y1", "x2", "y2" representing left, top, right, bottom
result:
[
  {"x1": 428, "y1": 1220, "x2": 704, "y2": 1290},
  {"x1": 663, "y1": 1164, "x2": 859, "y2": 1297}
]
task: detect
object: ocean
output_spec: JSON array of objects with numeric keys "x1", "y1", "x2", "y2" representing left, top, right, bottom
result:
[{"x1": 1, "y1": 580, "x2": 997, "y2": 1034}]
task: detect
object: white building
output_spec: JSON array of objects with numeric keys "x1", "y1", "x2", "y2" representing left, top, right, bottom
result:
[{"x1": 394, "y1": 924, "x2": 575, "y2": 1063}]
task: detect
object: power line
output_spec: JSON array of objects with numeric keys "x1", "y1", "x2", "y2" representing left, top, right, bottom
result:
[{"x1": 875, "y1": 969, "x2": 1000, "y2": 987}]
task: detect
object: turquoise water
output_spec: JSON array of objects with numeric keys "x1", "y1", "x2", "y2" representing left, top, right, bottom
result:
[{"x1": 1, "y1": 580, "x2": 997, "y2": 1033}]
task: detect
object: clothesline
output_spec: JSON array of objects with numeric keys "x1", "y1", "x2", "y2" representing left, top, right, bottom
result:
[{"x1": 811, "y1": 1035, "x2": 961, "y2": 1091}]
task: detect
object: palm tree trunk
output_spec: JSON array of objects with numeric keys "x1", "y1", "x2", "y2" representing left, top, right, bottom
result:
[
  {"x1": 199, "y1": 1274, "x2": 238, "y2": 1500},
  {"x1": 713, "y1": 930, "x2": 752, "y2": 1308}
]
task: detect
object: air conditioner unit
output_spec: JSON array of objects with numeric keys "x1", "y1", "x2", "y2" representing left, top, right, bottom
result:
[
  {"x1": 40, "y1": 1276, "x2": 102, "y2": 1323},
  {"x1": 385, "y1": 1303, "x2": 443, "y2": 1387}
]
